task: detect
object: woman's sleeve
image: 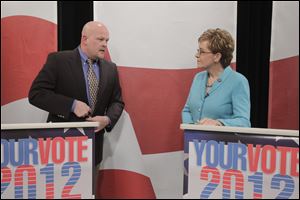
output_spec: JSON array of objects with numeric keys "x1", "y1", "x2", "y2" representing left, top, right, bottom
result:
[{"x1": 218, "y1": 76, "x2": 251, "y2": 127}]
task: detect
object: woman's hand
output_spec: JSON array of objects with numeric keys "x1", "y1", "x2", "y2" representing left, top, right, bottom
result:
[{"x1": 197, "y1": 118, "x2": 223, "y2": 126}]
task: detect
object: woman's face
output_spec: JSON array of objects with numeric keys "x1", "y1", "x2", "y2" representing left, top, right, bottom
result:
[{"x1": 195, "y1": 40, "x2": 215, "y2": 69}]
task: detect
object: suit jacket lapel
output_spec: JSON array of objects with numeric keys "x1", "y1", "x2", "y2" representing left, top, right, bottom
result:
[
  {"x1": 95, "y1": 59, "x2": 108, "y2": 107},
  {"x1": 70, "y1": 49, "x2": 89, "y2": 103}
]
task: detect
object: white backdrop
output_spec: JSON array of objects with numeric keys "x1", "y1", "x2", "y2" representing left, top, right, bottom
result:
[
  {"x1": 1, "y1": 1, "x2": 57, "y2": 123},
  {"x1": 270, "y1": 1, "x2": 299, "y2": 62},
  {"x1": 94, "y1": 1, "x2": 237, "y2": 198}
]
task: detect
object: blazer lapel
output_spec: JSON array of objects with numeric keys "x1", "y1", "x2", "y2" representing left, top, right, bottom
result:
[
  {"x1": 70, "y1": 49, "x2": 88, "y2": 103},
  {"x1": 95, "y1": 59, "x2": 108, "y2": 106},
  {"x1": 208, "y1": 66, "x2": 233, "y2": 95},
  {"x1": 201, "y1": 72, "x2": 209, "y2": 100}
]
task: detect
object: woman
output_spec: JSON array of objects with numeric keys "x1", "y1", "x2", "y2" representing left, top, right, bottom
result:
[{"x1": 182, "y1": 28, "x2": 251, "y2": 127}]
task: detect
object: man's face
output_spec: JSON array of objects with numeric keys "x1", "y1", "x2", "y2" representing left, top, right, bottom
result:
[{"x1": 86, "y1": 27, "x2": 109, "y2": 60}]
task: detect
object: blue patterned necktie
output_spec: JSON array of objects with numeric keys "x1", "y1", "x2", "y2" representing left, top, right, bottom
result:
[{"x1": 86, "y1": 59, "x2": 99, "y2": 113}]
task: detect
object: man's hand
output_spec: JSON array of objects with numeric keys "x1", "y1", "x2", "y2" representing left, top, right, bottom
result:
[
  {"x1": 197, "y1": 118, "x2": 223, "y2": 126},
  {"x1": 86, "y1": 116, "x2": 110, "y2": 132},
  {"x1": 73, "y1": 100, "x2": 91, "y2": 118}
]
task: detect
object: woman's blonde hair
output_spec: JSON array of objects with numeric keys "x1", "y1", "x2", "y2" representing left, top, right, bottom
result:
[{"x1": 198, "y1": 28, "x2": 234, "y2": 68}]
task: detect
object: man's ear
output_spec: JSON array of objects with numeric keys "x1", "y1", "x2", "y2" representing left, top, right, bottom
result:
[{"x1": 81, "y1": 35, "x2": 88, "y2": 44}]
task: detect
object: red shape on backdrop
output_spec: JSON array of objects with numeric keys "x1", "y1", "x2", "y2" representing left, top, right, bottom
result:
[
  {"x1": 1, "y1": 16, "x2": 57, "y2": 106},
  {"x1": 268, "y1": 56, "x2": 299, "y2": 130},
  {"x1": 118, "y1": 66, "x2": 199, "y2": 154},
  {"x1": 97, "y1": 169, "x2": 156, "y2": 199}
]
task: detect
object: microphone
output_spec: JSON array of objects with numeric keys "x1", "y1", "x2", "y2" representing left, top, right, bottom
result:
[{"x1": 205, "y1": 93, "x2": 209, "y2": 98}]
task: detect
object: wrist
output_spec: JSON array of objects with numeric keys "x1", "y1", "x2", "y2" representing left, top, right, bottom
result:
[
  {"x1": 105, "y1": 116, "x2": 111, "y2": 126},
  {"x1": 71, "y1": 99, "x2": 77, "y2": 112}
]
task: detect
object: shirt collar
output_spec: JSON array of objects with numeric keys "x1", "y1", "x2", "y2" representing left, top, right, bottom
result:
[{"x1": 78, "y1": 46, "x2": 99, "y2": 64}]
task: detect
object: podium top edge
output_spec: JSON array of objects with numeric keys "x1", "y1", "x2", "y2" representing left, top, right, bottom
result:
[
  {"x1": 1, "y1": 122, "x2": 99, "y2": 130},
  {"x1": 180, "y1": 124, "x2": 299, "y2": 137}
]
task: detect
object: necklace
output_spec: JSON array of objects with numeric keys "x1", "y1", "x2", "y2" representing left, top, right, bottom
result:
[{"x1": 206, "y1": 77, "x2": 215, "y2": 88}]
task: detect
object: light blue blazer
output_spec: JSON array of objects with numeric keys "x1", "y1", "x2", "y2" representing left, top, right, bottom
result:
[{"x1": 182, "y1": 66, "x2": 251, "y2": 127}]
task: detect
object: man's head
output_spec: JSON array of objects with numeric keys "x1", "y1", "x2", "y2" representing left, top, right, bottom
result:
[{"x1": 80, "y1": 21, "x2": 109, "y2": 60}]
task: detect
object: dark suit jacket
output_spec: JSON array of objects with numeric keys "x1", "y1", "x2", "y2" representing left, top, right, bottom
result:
[{"x1": 29, "y1": 48, "x2": 124, "y2": 165}]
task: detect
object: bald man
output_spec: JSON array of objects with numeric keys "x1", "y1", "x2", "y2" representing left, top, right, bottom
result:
[{"x1": 29, "y1": 21, "x2": 124, "y2": 166}]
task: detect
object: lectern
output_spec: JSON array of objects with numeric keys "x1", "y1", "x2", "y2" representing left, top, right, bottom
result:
[
  {"x1": 1, "y1": 122, "x2": 98, "y2": 199},
  {"x1": 181, "y1": 124, "x2": 299, "y2": 199}
]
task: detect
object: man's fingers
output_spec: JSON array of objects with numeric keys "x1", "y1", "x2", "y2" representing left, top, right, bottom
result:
[{"x1": 75, "y1": 102, "x2": 91, "y2": 118}]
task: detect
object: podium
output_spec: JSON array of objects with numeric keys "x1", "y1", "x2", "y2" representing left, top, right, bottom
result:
[
  {"x1": 1, "y1": 122, "x2": 98, "y2": 199},
  {"x1": 181, "y1": 124, "x2": 299, "y2": 199}
]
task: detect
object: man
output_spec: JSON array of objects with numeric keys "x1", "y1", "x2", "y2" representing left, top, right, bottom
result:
[{"x1": 29, "y1": 21, "x2": 124, "y2": 166}]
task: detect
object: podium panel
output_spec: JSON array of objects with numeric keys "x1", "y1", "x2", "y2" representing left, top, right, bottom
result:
[
  {"x1": 1, "y1": 122, "x2": 98, "y2": 199},
  {"x1": 181, "y1": 124, "x2": 299, "y2": 199}
]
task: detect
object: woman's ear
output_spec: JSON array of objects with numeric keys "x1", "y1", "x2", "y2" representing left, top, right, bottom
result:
[{"x1": 214, "y1": 52, "x2": 222, "y2": 63}]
